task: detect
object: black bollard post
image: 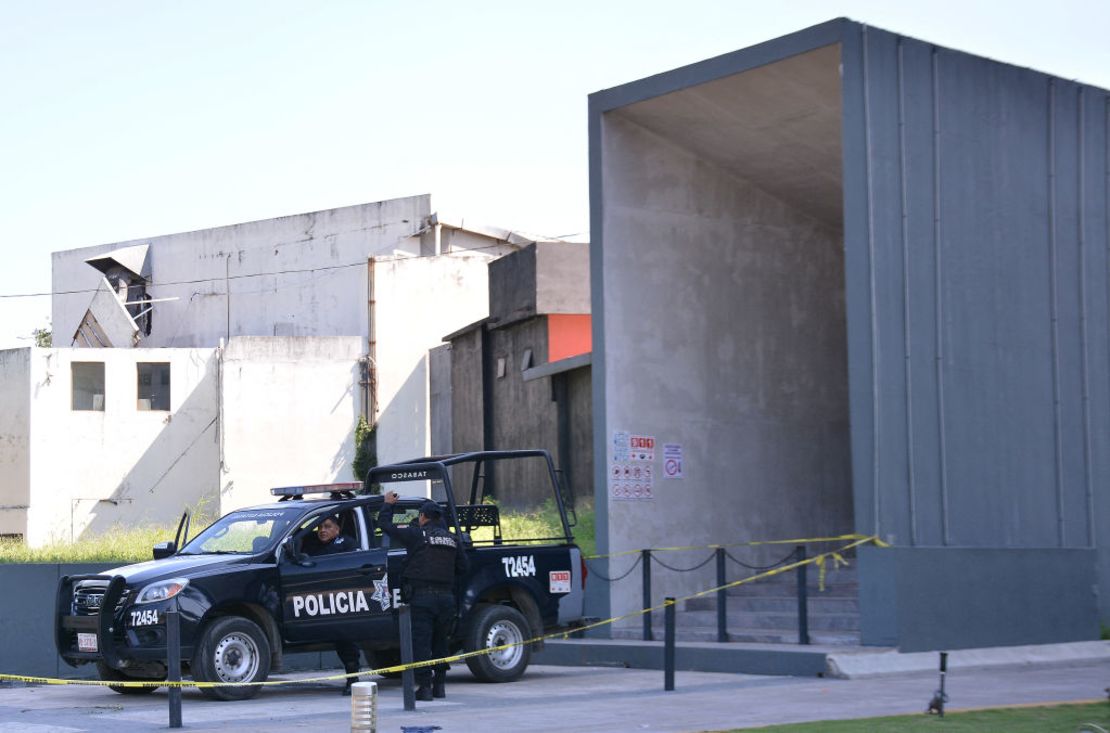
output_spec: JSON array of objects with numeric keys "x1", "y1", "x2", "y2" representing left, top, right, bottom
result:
[
  {"x1": 166, "y1": 599, "x2": 182, "y2": 728},
  {"x1": 642, "y1": 550, "x2": 653, "y2": 641},
  {"x1": 398, "y1": 604, "x2": 416, "y2": 711},
  {"x1": 715, "y1": 547, "x2": 727, "y2": 643},
  {"x1": 795, "y1": 545, "x2": 810, "y2": 645},
  {"x1": 664, "y1": 597, "x2": 676, "y2": 691},
  {"x1": 927, "y1": 651, "x2": 949, "y2": 716}
]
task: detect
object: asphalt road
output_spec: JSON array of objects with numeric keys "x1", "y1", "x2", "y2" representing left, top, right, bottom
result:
[{"x1": 1, "y1": 661, "x2": 1107, "y2": 733}]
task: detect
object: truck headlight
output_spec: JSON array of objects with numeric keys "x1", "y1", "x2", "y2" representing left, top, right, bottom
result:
[{"x1": 135, "y1": 578, "x2": 190, "y2": 604}]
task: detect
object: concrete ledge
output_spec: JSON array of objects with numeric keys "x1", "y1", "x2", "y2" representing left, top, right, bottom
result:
[
  {"x1": 826, "y1": 640, "x2": 1110, "y2": 679},
  {"x1": 533, "y1": 638, "x2": 831, "y2": 676}
]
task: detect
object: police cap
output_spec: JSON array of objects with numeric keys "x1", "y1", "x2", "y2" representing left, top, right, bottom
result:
[{"x1": 419, "y1": 501, "x2": 443, "y2": 518}]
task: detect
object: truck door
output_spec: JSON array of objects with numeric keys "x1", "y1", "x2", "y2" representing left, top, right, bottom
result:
[{"x1": 279, "y1": 507, "x2": 394, "y2": 644}]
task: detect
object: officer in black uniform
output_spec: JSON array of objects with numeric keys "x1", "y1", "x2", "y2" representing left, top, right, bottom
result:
[
  {"x1": 378, "y1": 492, "x2": 468, "y2": 701},
  {"x1": 303, "y1": 514, "x2": 362, "y2": 695},
  {"x1": 309, "y1": 515, "x2": 356, "y2": 555}
]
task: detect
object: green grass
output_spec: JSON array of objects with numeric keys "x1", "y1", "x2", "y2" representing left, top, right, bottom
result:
[
  {"x1": 0, "y1": 500, "x2": 596, "y2": 563},
  {"x1": 727, "y1": 702, "x2": 1109, "y2": 732},
  {"x1": 0, "y1": 524, "x2": 176, "y2": 564},
  {"x1": 462, "y1": 497, "x2": 596, "y2": 557}
]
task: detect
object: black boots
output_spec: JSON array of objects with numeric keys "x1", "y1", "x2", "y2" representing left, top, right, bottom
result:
[
  {"x1": 342, "y1": 664, "x2": 360, "y2": 696},
  {"x1": 416, "y1": 670, "x2": 445, "y2": 701}
]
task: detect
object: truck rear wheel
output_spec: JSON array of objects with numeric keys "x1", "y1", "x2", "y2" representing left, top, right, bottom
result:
[
  {"x1": 464, "y1": 603, "x2": 531, "y2": 682},
  {"x1": 96, "y1": 661, "x2": 162, "y2": 695},
  {"x1": 193, "y1": 616, "x2": 271, "y2": 701}
]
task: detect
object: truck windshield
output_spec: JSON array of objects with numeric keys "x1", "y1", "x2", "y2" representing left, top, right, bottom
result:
[{"x1": 180, "y1": 508, "x2": 300, "y2": 555}]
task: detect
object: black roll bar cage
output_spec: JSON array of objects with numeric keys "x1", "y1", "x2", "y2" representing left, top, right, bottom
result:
[{"x1": 364, "y1": 449, "x2": 574, "y2": 543}]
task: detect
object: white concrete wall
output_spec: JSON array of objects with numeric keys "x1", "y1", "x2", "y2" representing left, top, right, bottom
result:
[
  {"x1": 23, "y1": 347, "x2": 219, "y2": 546},
  {"x1": 599, "y1": 115, "x2": 852, "y2": 629},
  {"x1": 51, "y1": 196, "x2": 431, "y2": 349},
  {"x1": 219, "y1": 336, "x2": 363, "y2": 512},
  {"x1": 373, "y1": 255, "x2": 496, "y2": 466},
  {"x1": 0, "y1": 349, "x2": 32, "y2": 536}
]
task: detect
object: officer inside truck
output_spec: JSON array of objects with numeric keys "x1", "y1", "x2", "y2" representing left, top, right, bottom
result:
[
  {"x1": 378, "y1": 492, "x2": 469, "y2": 701},
  {"x1": 303, "y1": 513, "x2": 363, "y2": 694}
]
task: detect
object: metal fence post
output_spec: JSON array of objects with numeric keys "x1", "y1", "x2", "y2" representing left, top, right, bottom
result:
[
  {"x1": 795, "y1": 545, "x2": 810, "y2": 645},
  {"x1": 664, "y1": 597, "x2": 675, "y2": 691},
  {"x1": 641, "y1": 549, "x2": 653, "y2": 641},
  {"x1": 398, "y1": 604, "x2": 416, "y2": 711},
  {"x1": 166, "y1": 599, "x2": 182, "y2": 728},
  {"x1": 715, "y1": 547, "x2": 727, "y2": 643}
]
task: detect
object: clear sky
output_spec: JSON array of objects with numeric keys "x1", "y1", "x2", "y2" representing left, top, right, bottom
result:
[{"x1": 2, "y1": 0, "x2": 1107, "y2": 348}]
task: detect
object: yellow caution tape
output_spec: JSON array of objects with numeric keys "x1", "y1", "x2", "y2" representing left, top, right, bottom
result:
[{"x1": 0, "y1": 535, "x2": 886, "y2": 689}]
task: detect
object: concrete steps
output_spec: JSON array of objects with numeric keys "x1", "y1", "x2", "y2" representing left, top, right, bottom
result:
[{"x1": 621, "y1": 565, "x2": 862, "y2": 646}]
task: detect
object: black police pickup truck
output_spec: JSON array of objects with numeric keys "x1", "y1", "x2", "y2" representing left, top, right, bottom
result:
[{"x1": 55, "y1": 450, "x2": 587, "y2": 700}]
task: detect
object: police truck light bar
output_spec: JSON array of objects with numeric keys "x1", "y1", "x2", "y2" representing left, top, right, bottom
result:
[{"x1": 270, "y1": 482, "x2": 364, "y2": 498}]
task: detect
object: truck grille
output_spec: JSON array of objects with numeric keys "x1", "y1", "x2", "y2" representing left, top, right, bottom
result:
[{"x1": 73, "y1": 585, "x2": 129, "y2": 616}]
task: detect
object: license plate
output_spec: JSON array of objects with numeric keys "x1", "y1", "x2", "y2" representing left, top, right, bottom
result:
[{"x1": 77, "y1": 633, "x2": 98, "y2": 652}]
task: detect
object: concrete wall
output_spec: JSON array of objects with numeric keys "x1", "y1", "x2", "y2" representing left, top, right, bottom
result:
[
  {"x1": 844, "y1": 26, "x2": 1110, "y2": 546},
  {"x1": 428, "y1": 344, "x2": 452, "y2": 457},
  {"x1": 51, "y1": 196, "x2": 431, "y2": 349},
  {"x1": 373, "y1": 255, "x2": 495, "y2": 467},
  {"x1": 565, "y1": 366, "x2": 594, "y2": 508},
  {"x1": 488, "y1": 318, "x2": 558, "y2": 507},
  {"x1": 0, "y1": 349, "x2": 31, "y2": 536},
  {"x1": 858, "y1": 546, "x2": 1099, "y2": 651},
  {"x1": 595, "y1": 110, "x2": 852, "y2": 629},
  {"x1": 0, "y1": 340, "x2": 366, "y2": 543},
  {"x1": 449, "y1": 328, "x2": 485, "y2": 456},
  {"x1": 18, "y1": 347, "x2": 219, "y2": 546},
  {"x1": 220, "y1": 337, "x2": 363, "y2": 512},
  {"x1": 535, "y1": 242, "x2": 591, "y2": 315},
  {"x1": 840, "y1": 26, "x2": 1110, "y2": 624},
  {"x1": 489, "y1": 243, "x2": 591, "y2": 326}
]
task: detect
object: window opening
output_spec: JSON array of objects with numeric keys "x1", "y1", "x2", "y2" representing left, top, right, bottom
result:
[
  {"x1": 137, "y1": 362, "x2": 171, "y2": 411},
  {"x1": 72, "y1": 362, "x2": 105, "y2": 411}
]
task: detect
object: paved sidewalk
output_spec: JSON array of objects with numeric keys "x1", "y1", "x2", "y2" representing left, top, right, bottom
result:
[{"x1": 1, "y1": 661, "x2": 1107, "y2": 732}]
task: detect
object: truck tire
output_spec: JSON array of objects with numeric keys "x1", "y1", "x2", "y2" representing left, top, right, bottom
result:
[
  {"x1": 96, "y1": 661, "x2": 161, "y2": 695},
  {"x1": 193, "y1": 616, "x2": 271, "y2": 701},
  {"x1": 463, "y1": 603, "x2": 531, "y2": 682}
]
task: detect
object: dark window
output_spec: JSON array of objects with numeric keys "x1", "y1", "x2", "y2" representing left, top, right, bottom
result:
[
  {"x1": 72, "y1": 362, "x2": 105, "y2": 411},
  {"x1": 137, "y1": 362, "x2": 171, "y2": 411}
]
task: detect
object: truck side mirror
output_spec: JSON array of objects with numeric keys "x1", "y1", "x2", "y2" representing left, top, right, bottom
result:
[{"x1": 153, "y1": 541, "x2": 176, "y2": 560}]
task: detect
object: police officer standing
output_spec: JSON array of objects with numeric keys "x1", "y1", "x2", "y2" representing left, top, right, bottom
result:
[{"x1": 378, "y1": 492, "x2": 468, "y2": 701}]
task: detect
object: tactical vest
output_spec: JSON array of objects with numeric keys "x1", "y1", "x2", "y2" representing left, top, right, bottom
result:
[{"x1": 402, "y1": 525, "x2": 458, "y2": 587}]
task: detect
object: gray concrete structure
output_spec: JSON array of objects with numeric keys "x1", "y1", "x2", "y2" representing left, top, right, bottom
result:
[
  {"x1": 589, "y1": 19, "x2": 1109, "y2": 649},
  {"x1": 443, "y1": 243, "x2": 593, "y2": 508}
]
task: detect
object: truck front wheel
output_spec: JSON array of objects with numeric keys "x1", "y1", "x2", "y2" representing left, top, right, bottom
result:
[
  {"x1": 463, "y1": 603, "x2": 532, "y2": 682},
  {"x1": 193, "y1": 616, "x2": 271, "y2": 701}
]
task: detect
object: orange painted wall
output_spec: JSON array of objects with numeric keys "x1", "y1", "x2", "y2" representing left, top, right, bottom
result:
[{"x1": 547, "y1": 314, "x2": 592, "y2": 362}]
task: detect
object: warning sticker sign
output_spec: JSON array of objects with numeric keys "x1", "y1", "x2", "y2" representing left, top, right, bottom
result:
[
  {"x1": 610, "y1": 430, "x2": 656, "y2": 501},
  {"x1": 662, "y1": 443, "x2": 683, "y2": 480}
]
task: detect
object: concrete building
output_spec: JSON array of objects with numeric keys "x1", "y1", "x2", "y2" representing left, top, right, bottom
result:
[
  {"x1": 48, "y1": 195, "x2": 551, "y2": 466},
  {"x1": 0, "y1": 338, "x2": 360, "y2": 545},
  {"x1": 589, "y1": 19, "x2": 1109, "y2": 650},
  {"x1": 443, "y1": 242, "x2": 593, "y2": 508},
  {"x1": 1, "y1": 196, "x2": 571, "y2": 544}
]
